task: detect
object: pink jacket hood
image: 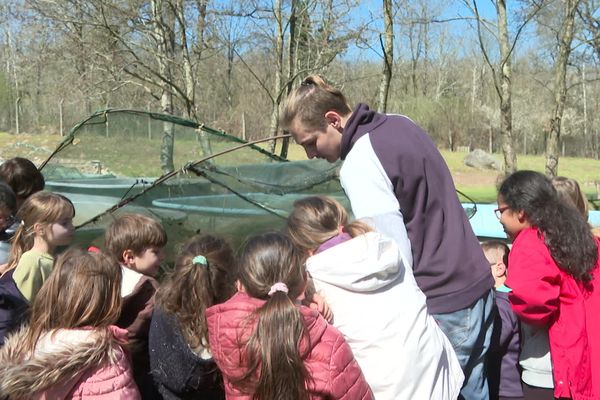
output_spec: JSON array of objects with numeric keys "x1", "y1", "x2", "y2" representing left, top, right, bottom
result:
[
  {"x1": 206, "y1": 291, "x2": 373, "y2": 400},
  {"x1": 0, "y1": 325, "x2": 140, "y2": 399}
]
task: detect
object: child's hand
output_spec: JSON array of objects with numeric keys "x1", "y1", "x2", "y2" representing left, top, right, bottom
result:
[{"x1": 309, "y1": 293, "x2": 334, "y2": 323}]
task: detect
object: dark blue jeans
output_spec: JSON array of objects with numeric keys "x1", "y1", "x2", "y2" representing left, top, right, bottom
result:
[{"x1": 433, "y1": 290, "x2": 495, "y2": 400}]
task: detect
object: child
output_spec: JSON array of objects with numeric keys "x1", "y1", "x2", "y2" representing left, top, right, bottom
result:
[
  {"x1": 0, "y1": 191, "x2": 75, "y2": 345},
  {"x1": 497, "y1": 170, "x2": 600, "y2": 399},
  {"x1": 286, "y1": 196, "x2": 463, "y2": 400},
  {"x1": 0, "y1": 247, "x2": 140, "y2": 399},
  {"x1": 149, "y1": 234, "x2": 236, "y2": 399},
  {"x1": 105, "y1": 213, "x2": 167, "y2": 399},
  {"x1": 552, "y1": 176, "x2": 600, "y2": 238},
  {"x1": 206, "y1": 232, "x2": 373, "y2": 400},
  {"x1": 0, "y1": 157, "x2": 45, "y2": 210},
  {"x1": 512, "y1": 176, "x2": 591, "y2": 399},
  {"x1": 0, "y1": 182, "x2": 17, "y2": 266},
  {"x1": 482, "y1": 240, "x2": 523, "y2": 400}
]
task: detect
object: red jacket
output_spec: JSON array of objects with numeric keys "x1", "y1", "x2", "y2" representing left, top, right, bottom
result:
[
  {"x1": 506, "y1": 227, "x2": 600, "y2": 400},
  {"x1": 206, "y1": 292, "x2": 373, "y2": 400}
]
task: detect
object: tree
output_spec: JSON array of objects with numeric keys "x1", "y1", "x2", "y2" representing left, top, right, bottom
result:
[
  {"x1": 465, "y1": 0, "x2": 543, "y2": 174},
  {"x1": 377, "y1": 0, "x2": 394, "y2": 112},
  {"x1": 545, "y1": 0, "x2": 580, "y2": 176}
]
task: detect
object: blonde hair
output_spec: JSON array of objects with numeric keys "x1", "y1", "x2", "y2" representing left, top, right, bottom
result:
[
  {"x1": 281, "y1": 75, "x2": 352, "y2": 132},
  {"x1": 480, "y1": 240, "x2": 509, "y2": 266},
  {"x1": 21, "y1": 247, "x2": 122, "y2": 353},
  {"x1": 155, "y1": 235, "x2": 235, "y2": 353},
  {"x1": 551, "y1": 176, "x2": 589, "y2": 220},
  {"x1": 6, "y1": 191, "x2": 75, "y2": 271},
  {"x1": 105, "y1": 213, "x2": 167, "y2": 262},
  {"x1": 286, "y1": 195, "x2": 371, "y2": 252}
]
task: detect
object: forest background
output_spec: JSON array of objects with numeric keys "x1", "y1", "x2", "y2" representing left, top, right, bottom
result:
[{"x1": 2, "y1": 0, "x2": 600, "y2": 193}]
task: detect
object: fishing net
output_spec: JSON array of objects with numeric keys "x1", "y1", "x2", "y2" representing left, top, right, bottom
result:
[{"x1": 40, "y1": 109, "x2": 347, "y2": 262}]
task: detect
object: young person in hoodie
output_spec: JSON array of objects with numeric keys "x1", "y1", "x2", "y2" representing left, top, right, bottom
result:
[
  {"x1": 286, "y1": 195, "x2": 464, "y2": 400},
  {"x1": 206, "y1": 232, "x2": 373, "y2": 400},
  {"x1": 281, "y1": 74, "x2": 495, "y2": 400},
  {"x1": 149, "y1": 234, "x2": 236, "y2": 399},
  {"x1": 0, "y1": 247, "x2": 140, "y2": 399}
]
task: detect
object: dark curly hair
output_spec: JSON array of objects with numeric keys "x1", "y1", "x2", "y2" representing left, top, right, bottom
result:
[{"x1": 498, "y1": 170, "x2": 598, "y2": 283}]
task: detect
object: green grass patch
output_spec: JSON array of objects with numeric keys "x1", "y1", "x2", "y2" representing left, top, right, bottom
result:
[{"x1": 1, "y1": 132, "x2": 599, "y2": 207}]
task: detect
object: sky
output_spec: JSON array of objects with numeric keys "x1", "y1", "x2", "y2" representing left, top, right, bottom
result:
[{"x1": 343, "y1": 0, "x2": 528, "y2": 62}]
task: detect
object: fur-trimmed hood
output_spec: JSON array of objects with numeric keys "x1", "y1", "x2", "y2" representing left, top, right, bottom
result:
[{"x1": 0, "y1": 325, "x2": 139, "y2": 399}]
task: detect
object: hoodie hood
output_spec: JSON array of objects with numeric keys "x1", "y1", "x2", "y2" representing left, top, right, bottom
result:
[
  {"x1": 340, "y1": 103, "x2": 387, "y2": 160},
  {"x1": 306, "y1": 231, "x2": 404, "y2": 292}
]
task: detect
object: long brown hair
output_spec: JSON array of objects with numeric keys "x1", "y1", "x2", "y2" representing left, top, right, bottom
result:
[
  {"x1": 287, "y1": 195, "x2": 371, "y2": 252},
  {"x1": 155, "y1": 234, "x2": 235, "y2": 352},
  {"x1": 21, "y1": 247, "x2": 122, "y2": 353},
  {"x1": 281, "y1": 75, "x2": 352, "y2": 132},
  {"x1": 6, "y1": 191, "x2": 75, "y2": 272},
  {"x1": 236, "y1": 232, "x2": 310, "y2": 400}
]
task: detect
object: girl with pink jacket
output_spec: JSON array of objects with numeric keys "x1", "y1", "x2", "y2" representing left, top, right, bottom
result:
[
  {"x1": 0, "y1": 247, "x2": 140, "y2": 399},
  {"x1": 206, "y1": 232, "x2": 372, "y2": 400}
]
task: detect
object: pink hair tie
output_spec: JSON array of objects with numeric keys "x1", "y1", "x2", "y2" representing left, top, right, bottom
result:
[{"x1": 268, "y1": 282, "x2": 289, "y2": 297}]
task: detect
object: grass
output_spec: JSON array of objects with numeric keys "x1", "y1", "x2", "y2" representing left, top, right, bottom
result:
[{"x1": 2, "y1": 130, "x2": 599, "y2": 205}]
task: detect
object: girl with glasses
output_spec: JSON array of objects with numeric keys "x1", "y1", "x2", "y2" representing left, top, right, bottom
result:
[{"x1": 497, "y1": 170, "x2": 600, "y2": 399}]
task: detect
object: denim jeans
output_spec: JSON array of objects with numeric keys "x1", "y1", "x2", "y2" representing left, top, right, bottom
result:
[{"x1": 433, "y1": 289, "x2": 495, "y2": 400}]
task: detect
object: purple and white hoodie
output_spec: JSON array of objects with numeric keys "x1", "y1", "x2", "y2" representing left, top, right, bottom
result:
[{"x1": 339, "y1": 103, "x2": 493, "y2": 314}]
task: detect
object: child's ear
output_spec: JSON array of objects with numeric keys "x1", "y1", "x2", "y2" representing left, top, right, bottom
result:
[
  {"x1": 496, "y1": 262, "x2": 507, "y2": 277},
  {"x1": 33, "y1": 222, "x2": 45, "y2": 236},
  {"x1": 235, "y1": 280, "x2": 245, "y2": 292},
  {"x1": 517, "y1": 210, "x2": 528, "y2": 223},
  {"x1": 122, "y1": 249, "x2": 135, "y2": 266}
]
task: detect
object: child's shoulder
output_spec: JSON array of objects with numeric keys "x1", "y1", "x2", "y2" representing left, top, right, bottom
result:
[
  {"x1": 19, "y1": 249, "x2": 53, "y2": 263},
  {"x1": 120, "y1": 266, "x2": 158, "y2": 298}
]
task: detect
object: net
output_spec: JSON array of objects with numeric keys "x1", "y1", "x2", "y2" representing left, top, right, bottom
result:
[{"x1": 40, "y1": 109, "x2": 347, "y2": 262}]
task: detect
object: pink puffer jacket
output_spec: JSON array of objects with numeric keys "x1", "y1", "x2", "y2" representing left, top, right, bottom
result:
[
  {"x1": 206, "y1": 292, "x2": 373, "y2": 400},
  {"x1": 0, "y1": 325, "x2": 140, "y2": 399}
]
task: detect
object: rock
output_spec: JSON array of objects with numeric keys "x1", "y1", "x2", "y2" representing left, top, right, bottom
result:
[{"x1": 463, "y1": 149, "x2": 501, "y2": 170}]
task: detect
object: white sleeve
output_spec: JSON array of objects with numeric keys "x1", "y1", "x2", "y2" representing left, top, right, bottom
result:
[{"x1": 340, "y1": 134, "x2": 413, "y2": 268}]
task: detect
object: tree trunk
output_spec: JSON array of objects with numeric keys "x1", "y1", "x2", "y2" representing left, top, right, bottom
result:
[
  {"x1": 280, "y1": 0, "x2": 299, "y2": 159},
  {"x1": 377, "y1": 0, "x2": 393, "y2": 113},
  {"x1": 152, "y1": 0, "x2": 176, "y2": 173},
  {"x1": 176, "y1": 0, "x2": 196, "y2": 119},
  {"x1": 545, "y1": 0, "x2": 579, "y2": 177},
  {"x1": 497, "y1": 0, "x2": 517, "y2": 173},
  {"x1": 268, "y1": 0, "x2": 284, "y2": 155}
]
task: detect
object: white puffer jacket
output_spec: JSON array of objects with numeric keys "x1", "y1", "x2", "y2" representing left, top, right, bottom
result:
[{"x1": 306, "y1": 231, "x2": 464, "y2": 400}]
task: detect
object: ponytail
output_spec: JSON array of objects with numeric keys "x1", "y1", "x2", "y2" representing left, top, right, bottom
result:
[
  {"x1": 241, "y1": 287, "x2": 310, "y2": 400},
  {"x1": 156, "y1": 234, "x2": 235, "y2": 352},
  {"x1": 236, "y1": 233, "x2": 311, "y2": 400},
  {"x1": 5, "y1": 222, "x2": 33, "y2": 272}
]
